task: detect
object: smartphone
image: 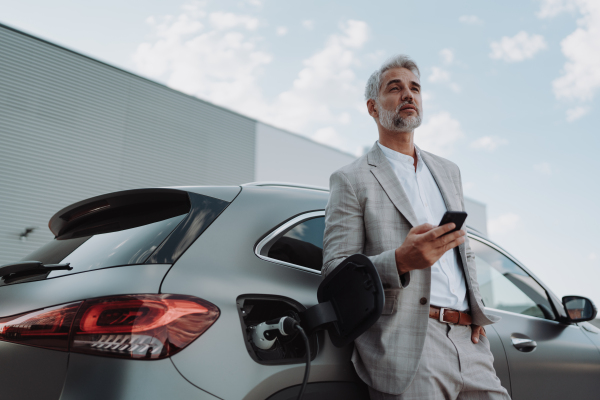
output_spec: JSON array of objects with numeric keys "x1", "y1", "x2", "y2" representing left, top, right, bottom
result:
[{"x1": 438, "y1": 211, "x2": 468, "y2": 236}]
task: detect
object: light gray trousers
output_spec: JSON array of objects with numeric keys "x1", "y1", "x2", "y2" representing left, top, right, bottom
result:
[{"x1": 368, "y1": 318, "x2": 511, "y2": 400}]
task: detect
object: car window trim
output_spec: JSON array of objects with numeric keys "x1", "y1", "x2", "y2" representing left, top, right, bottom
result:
[
  {"x1": 468, "y1": 232, "x2": 558, "y2": 320},
  {"x1": 255, "y1": 210, "x2": 325, "y2": 275},
  {"x1": 483, "y1": 307, "x2": 577, "y2": 328},
  {"x1": 468, "y1": 233, "x2": 549, "y2": 295}
]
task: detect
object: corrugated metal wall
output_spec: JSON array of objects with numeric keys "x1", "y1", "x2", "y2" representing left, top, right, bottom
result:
[{"x1": 0, "y1": 24, "x2": 256, "y2": 264}]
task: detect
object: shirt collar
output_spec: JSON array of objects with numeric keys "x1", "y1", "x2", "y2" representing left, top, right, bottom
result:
[{"x1": 377, "y1": 141, "x2": 423, "y2": 172}]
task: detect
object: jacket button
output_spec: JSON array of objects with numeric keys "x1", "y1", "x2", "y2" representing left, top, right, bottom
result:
[{"x1": 420, "y1": 297, "x2": 428, "y2": 305}]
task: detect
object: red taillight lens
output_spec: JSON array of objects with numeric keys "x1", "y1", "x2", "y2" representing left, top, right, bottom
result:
[
  {"x1": 0, "y1": 302, "x2": 81, "y2": 351},
  {"x1": 0, "y1": 294, "x2": 219, "y2": 359},
  {"x1": 71, "y1": 294, "x2": 219, "y2": 359}
]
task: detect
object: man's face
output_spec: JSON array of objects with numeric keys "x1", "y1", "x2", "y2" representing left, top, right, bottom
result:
[{"x1": 371, "y1": 67, "x2": 422, "y2": 132}]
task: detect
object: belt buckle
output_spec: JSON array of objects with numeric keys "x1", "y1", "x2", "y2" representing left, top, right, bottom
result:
[{"x1": 438, "y1": 308, "x2": 448, "y2": 324}]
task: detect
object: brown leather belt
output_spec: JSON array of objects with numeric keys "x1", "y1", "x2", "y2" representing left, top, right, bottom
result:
[{"x1": 429, "y1": 305, "x2": 472, "y2": 326}]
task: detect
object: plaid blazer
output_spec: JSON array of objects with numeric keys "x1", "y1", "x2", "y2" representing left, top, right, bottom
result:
[{"x1": 322, "y1": 142, "x2": 498, "y2": 395}]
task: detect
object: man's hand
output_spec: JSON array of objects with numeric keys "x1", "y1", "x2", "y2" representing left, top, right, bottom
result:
[
  {"x1": 394, "y1": 223, "x2": 466, "y2": 275},
  {"x1": 471, "y1": 325, "x2": 486, "y2": 343}
]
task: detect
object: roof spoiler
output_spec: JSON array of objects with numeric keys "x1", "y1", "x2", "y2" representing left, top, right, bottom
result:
[{"x1": 49, "y1": 188, "x2": 190, "y2": 238}]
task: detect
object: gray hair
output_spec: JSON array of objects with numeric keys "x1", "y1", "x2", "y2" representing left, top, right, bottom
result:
[{"x1": 364, "y1": 55, "x2": 420, "y2": 101}]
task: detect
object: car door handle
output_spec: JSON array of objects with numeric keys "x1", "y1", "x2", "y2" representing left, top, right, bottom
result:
[{"x1": 511, "y1": 337, "x2": 537, "y2": 352}]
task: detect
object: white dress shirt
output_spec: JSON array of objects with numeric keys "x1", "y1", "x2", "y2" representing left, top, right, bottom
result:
[{"x1": 377, "y1": 142, "x2": 469, "y2": 311}]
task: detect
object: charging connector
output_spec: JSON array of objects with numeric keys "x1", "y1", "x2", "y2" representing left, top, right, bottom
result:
[
  {"x1": 250, "y1": 316, "x2": 310, "y2": 400},
  {"x1": 251, "y1": 316, "x2": 297, "y2": 350}
]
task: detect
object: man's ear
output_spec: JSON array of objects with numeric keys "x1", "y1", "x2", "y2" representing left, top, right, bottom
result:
[{"x1": 367, "y1": 99, "x2": 378, "y2": 119}]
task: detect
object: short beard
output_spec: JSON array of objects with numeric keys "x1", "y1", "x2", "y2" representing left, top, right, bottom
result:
[{"x1": 377, "y1": 100, "x2": 422, "y2": 132}]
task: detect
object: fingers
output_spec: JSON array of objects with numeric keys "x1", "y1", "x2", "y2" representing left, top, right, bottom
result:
[
  {"x1": 410, "y1": 223, "x2": 435, "y2": 235},
  {"x1": 443, "y1": 236, "x2": 465, "y2": 253},
  {"x1": 422, "y1": 223, "x2": 456, "y2": 241},
  {"x1": 434, "y1": 230, "x2": 465, "y2": 250},
  {"x1": 471, "y1": 325, "x2": 481, "y2": 343}
]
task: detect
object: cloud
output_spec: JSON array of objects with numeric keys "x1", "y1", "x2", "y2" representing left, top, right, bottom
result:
[
  {"x1": 449, "y1": 83, "x2": 461, "y2": 93},
  {"x1": 312, "y1": 127, "x2": 344, "y2": 148},
  {"x1": 566, "y1": 106, "x2": 590, "y2": 121},
  {"x1": 459, "y1": 15, "x2": 484, "y2": 25},
  {"x1": 209, "y1": 12, "x2": 259, "y2": 30},
  {"x1": 589, "y1": 252, "x2": 598, "y2": 261},
  {"x1": 421, "y1": 91, "x2": 434, "y2": 102},
  {"x1": 440, "y1": 48, "x2": 455, "y2": 65},
  {"x1": 302, "y1": 20, "x2": 315, "y2": 30},
  {"x1": 539, "y1": 0, "x2": 600, "y2": 109},
  {"x1": 428, "y1": 67, "x2": 461, "y2": 92},
  {"x1": 470, "y1": 136, "x2": 508, "y2": 151},
  {"x1": 276, "y1": 26, "x2": 288, "y2": 36},
  {"x1": 489, "y1": 213, "x2": 520, "y2": 236},
  {"x1": 134, "y1": 4, "x2": 370, "y2": 154},
  {"x1": 268, "y1": 19, "x2": 369, "y2": 133},
  {"x1": 533, "y1": 162, "x2": 552, "y2": 175},
  {"x1": 415, "y1": 111, "x2": 465, "y2": 156},
  {"x1": 537, "y1": 0, "x2": 577, "y2": 18},
  {"x1": 133, "y1": 4, "x2": 271, "y2": 118},
  {"x1": 428, "y1": 67, "x2": 450, "y2": 83},
  {"x1": 490, "y1": 31, "x2": 548, "y2": 62}
]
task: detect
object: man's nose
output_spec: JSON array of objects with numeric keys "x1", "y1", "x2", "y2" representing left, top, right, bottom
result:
[{"x1": 401, "y1": 87, "x2": 414, "y2": 102}]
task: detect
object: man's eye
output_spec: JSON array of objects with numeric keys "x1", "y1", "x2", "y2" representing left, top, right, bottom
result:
[{"x1": 390, "y1": 87, "x2": 399, "y2": 91}]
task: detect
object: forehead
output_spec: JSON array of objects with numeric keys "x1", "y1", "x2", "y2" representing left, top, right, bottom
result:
[{"x1": 380, "y1": 67, "x2": 420, "y2": 89}]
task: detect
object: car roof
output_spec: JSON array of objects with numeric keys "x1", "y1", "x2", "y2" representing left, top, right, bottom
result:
[{"x1": 241, "y1": 181, "x2": 487, "y2": 237}]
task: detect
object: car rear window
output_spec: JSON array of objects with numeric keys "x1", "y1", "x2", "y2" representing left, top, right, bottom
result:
[
  {"x1": 17, "y1": 190, "x2": 229, "y2": 280},
  {"x1": 27, "y1": 214, "x2": 186, "y2": 276}
]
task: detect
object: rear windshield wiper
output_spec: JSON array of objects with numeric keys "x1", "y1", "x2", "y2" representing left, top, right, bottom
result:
[{"x1": 0, "y1": 261, "x2": 72, "y2": 279}]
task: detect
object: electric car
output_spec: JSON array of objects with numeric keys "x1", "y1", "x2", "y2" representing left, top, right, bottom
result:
[{"x1": 1, "y1": 183, "x2": 599, "y2": 400}]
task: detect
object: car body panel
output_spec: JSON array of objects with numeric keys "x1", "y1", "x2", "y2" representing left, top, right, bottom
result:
[
  {"x1": 0, "y1": 341, "x2": 68, "y2": 400},
  {"x1": 163, "y1": 186, "x2": 359, "y2": 399},
  {"x1": 485, "y1": 324, "x2": 512, "y2": 396},
  {"x1": 580, "y1": 322, "x2": 600, "y2": 353},
  {"x1": 486, "y1": 309, "x2": 600, "y2": 399},
  {"x1": 265, "y1": 381, "x2": 369, "y2": 400},
  {"x1": 0, "y1": 264, "x2": 171, "y2": 317},
  {"x1": 59, "y1": 354, "x2": 220, "y2": 400}
]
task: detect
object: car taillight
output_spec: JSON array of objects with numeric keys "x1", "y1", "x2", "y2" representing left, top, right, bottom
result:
[
  {"x1": 0, "y1": 294, "x2": 219, "y2": 359},
  {"x1": 0, "y1": 302, "x2": 81, "y2": 351}
]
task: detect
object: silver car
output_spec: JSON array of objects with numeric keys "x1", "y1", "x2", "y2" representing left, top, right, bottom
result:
[{"x1": 1, "y1": 183, "x2": 599, "y2": 400}]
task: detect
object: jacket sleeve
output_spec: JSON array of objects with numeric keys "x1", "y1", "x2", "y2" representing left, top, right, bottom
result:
[{"x1": 322, "y1": 170, "x2": 408, "y2": 289}]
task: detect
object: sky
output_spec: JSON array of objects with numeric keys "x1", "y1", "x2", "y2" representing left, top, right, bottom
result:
[{"x1": 1, "y1": 0, "x2": 599, "y2": 308}]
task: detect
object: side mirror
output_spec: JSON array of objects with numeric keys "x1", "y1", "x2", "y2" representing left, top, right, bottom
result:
[
  {"x1": 301, "y1": 254, "x2": 384, "y2": 347},
  {"x1": 562, "y1": 296, "x2": 598, "y2": 323}
]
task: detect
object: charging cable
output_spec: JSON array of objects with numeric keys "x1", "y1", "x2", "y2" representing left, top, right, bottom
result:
[{"x1": 251, "y1": 316, "x2": 311, "y2": 400}]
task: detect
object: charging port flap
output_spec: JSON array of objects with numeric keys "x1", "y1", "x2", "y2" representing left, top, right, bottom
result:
[{"x1": 306, "y1": 254, "x2": 384, "y2": 347}]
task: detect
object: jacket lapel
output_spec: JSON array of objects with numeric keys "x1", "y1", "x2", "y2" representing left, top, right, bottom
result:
[
  {"x1": 420, "y1": 147, "x2": 473, "y2": 292},
  {"x1": 367, "y1": 143, "x2": 419, "y2": 227},
  {"x1": 419, "y1": 149, "x2": 459, "y2": 212}
]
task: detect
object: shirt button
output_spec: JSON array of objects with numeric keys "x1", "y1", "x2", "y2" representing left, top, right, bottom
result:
[{"x1": 420, "y1": 297, "x2": 428, "y2": 305}]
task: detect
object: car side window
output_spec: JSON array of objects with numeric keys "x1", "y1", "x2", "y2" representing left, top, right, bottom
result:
[
  {"x1": 259, "y1": 216, "x2": 325, "y2": 272},
  {"x1": 471, "y1": 238, "x2": 555, "y2": 320}
]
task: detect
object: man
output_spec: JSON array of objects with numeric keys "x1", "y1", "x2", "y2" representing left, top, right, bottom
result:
[{"x1": 322, "y1": 55, "x2": 510, "y2": 400}]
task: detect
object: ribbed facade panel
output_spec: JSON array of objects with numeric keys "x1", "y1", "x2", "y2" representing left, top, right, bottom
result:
[{"x1": 0, "y1": 25, "x2": 256, "y2": 264}]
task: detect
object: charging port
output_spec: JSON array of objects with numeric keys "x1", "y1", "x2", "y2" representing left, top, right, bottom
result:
[{"x1": 236, "y1": 295, "x2": 319, "y2": 365}]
